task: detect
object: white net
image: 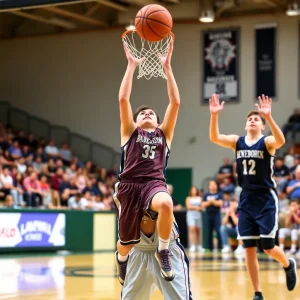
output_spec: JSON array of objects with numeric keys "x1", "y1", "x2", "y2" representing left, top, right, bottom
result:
[{"x1": 122, "y1": 30, "x2": 174, "y2": 80}]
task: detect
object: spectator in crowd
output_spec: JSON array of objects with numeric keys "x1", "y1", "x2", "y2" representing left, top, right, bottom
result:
[
  {"x1": 59, "y1": 142, "x2": 73, "y2": 166},
  {"x1": 278, "y1": 199, "x2": 300, "y2": 255},
  {"x1": 167, "y1": 184, "x2": 182, "y2": 211},
  {"x1": 23, "y1": 171, "x2": 43, "y2": 207},
  {"x1": 8, "y1": 140, "x2": 22, "y2": 160},
  {"x1": 284, "y1": 147, "x2": 295, "y2": 169},
  {"x1": 219, "y1": 177, "x2": 235, "y2": 194},
  {"x1": 273, "y1": 157, "x2": 290, "y2": 192},
  {"x1": 185, "y1": 186, "x2": 204, "y2": 252},
  {"x1": 202, "y1": 180, "x2": 223, "y2": 252},
  {"x1": 51, "y1": 167, "x2": 64, "y2": 206},
  {"x1": 44, "y1": 139, "x2": 60, "y2": 159},
  {"x1": 282, "y1": 108, "x2": 300, "y2": 141},
  {"x1": 32, "y1": 156, "x2": 44, "y2": 173},
  {"x1": 27, "y1": 133, "x2": 38, "y2": 150},
  {"x1": 2, "y1": 194, "x2": 18, "y2": 209},
  {"x1": 68, "y1": 192, "x2": 90, "y2": 210},
  {"x1": 0, "y1": 166, "x2": 13, "y2": 199},
  {"x1": 16, "y1": 157, "x2": 27, "y2": 174},
  {"x1": 278, "y1": 191, "x2": 290, "y2": 228},
  {"x1": 220, "y1": 197, "x2": 244, "y2": 254},
  {"x1": 286, "y1": 165, "x2": 300, "y2": 200},
  {"x1": 216, "y1": 157, "x2": 233, "y2": 184},
  {"x1": 289, "y1": 154, "x2": 300, "y2": 178},
  {"x1": 40, "y1": 175, "x2": 52, "y2": 208},
  {"x1": 12, "y1": 172, "x2": 24, "y2": 206}
]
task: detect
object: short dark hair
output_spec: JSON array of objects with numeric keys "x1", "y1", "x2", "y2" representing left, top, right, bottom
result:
[
  {"x1": 133, "y1": 105, "x2": 160, "y2": 124},
  {"x1": 246, "y1": 111, "x2": 266, "y2": 125}
]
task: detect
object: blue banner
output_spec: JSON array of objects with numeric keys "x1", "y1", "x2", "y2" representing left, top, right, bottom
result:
[
  {"x1": 255, "y1": 24, "x2": 277, "y2": 99},
  {"x1": 0, "y1": 213, "x2": 65, "y2": 247}
]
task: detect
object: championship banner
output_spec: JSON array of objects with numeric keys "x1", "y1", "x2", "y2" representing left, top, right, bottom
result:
[
  {"x1": 202, "y1": 28, "x2": 240, "y2": 104},
  {"x1": 0, "y1": 213, "x2": 65, "y2": 247},
  {"x1": 255, "y1": 24, "x2": 276, "y2": 99}
]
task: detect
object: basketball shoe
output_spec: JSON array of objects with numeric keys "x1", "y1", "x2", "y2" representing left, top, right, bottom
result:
[
  {"x1": 155, "y1": 248, "x2": 175, "y2": 281},
  {"x1": 115, "y1": 251, "x2": 128, "y2": 285},
  {"x1": 253, "y1": 295, "x2": 264, "y2": 300},
  {"x1": 284, "y1": 258, "x2": 297, "y2": 291}
]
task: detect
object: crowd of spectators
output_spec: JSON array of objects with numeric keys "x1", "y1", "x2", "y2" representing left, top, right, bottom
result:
[{"x1": 0, "y1": 121, "x2": 116, "y2": 211}]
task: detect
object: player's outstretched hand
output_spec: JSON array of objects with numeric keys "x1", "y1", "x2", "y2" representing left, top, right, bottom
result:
[
  {"x1": 209, "y1": 93, "x2": 224, "y2": 115},
  {"x1": 256, "y1": 95, "x2": 272, "y2": 117},
  {"x1": 123, "y1": 43, "x2": 145, "y2": 67},
  {"x1": 159, "y1": 38, "x2": 174, "y2": 68}
]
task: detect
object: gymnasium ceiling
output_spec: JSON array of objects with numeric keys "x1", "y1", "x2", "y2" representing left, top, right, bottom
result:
[{"x1": 0, "y1": 0, "x2": 295, "y2": 39}]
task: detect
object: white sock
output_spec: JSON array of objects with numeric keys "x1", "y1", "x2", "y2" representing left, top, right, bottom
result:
[
  {"x1": 158, "y1": 238, "x2": 170, "y2": 252},
  {"x1": 117, "y1": 253, "x2": 128, "y2": 262},
  {"x1": 279, "y1": 244, "x2": 284, "y2": 250}
]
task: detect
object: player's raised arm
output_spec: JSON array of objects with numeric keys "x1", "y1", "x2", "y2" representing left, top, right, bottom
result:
[
  {"x1": 119, "y1": 44, "x2": 144, "y2": 143},
  {"x1": 209, "y1": 94, "x2": 238, "y2": 150},
  {"x1": 159, "y1": 40, "x2": 180, "y2": 146},
  {"x1": 255, "y1": 95, "x2": 285, "y2": 150}
]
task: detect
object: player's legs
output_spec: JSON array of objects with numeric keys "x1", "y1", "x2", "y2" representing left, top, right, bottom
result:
[
  {"x1": 243, "y1": 241, "x2": 262, "y2": 295},
  {"x1": 237, "y1": 195, "x2": 262, "y2": 298},
  {"x1": 150, "y1": 191, "x2": 175, "y2": 281},
  {"x1": 113, "y1": 182, "x2": 144, "y2": 285},
  {"x1": 150, "y1": 191, "x2": 174, "y2": 242},
  {"x1": 153, "y1": 241, "x2": 192, "y2": 300},
  {"x1": 121, "y1": 250, "x2": 156, "y2": 300},
  {"x1": 256, "y1": 190, "x2": 297, "y2": 291}
]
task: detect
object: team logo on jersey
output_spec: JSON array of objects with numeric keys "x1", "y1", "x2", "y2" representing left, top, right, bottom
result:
[
  {"x1": 236, "y1": 150, "x2": 264, "y2": 159},
  {"x1": 136, "y1": 134, "x2": 163, "y2": 145},
  {"x1": 205, "y1": 39, "x2": 236, "y2": 72}
]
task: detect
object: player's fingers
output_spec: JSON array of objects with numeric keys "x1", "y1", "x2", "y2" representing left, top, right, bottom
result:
[
  {"x1": 269, "y1": 98, "x2": 272, "y2": 105},
  {"x1": 255, "y1": 103, "x2": 260, "y2": 110},
  {"x1": 220, "y1": 101, "x2": 225, "y2": 108},
  {"x1": 258, "y1": 97, "x2": 263, "y2": 106}
]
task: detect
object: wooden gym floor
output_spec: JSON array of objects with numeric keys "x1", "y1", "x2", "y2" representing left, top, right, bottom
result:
[{"x1": 0, "y1": 252, "x2": 299, "y2": 300}]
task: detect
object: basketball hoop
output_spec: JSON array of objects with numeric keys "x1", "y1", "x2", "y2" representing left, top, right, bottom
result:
[{"x1": 122, "y1": 30, "x2": 175, "y2": 80}]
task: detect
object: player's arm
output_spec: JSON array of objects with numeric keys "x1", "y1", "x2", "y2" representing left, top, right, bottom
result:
[
  {"x1": 209, "y1": 94, "x2": 239, "y2": 150},
  {"x1": 158, "y1": 40, "x2": 180, "y2": 146},
  {"x1": 119, "y1": 44, "x2": 144, "y2": 143},
  {"x1": 255, "y1": 95, "x2": 285, "y2": 151}
]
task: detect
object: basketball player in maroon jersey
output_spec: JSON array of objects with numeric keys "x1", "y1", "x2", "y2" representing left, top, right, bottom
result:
[{"x1": 114, "y1": 39, "x2": 180, "y2": 285}]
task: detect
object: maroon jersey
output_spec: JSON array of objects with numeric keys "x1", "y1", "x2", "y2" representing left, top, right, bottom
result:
[{"x1": 118, "y1": 127, "x2": 170, "y2": 182}]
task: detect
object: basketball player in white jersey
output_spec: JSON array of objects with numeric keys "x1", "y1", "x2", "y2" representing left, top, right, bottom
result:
[{"x1": 121, "y1": 214, "x2": 192, "y2": 300}]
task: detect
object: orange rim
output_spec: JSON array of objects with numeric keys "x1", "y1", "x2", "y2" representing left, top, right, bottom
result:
[{"x1": 121, "y1": 30, "x2": 175, "y2": 41}]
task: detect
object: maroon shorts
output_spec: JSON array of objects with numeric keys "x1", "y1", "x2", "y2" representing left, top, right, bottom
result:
[{"x1": 113, "y1": 179, "x2": 169, "y2": 245}]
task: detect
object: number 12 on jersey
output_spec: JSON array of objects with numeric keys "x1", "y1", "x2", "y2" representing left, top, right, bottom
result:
[
  {"x1": 242, "y1": 159, "x2": 256, "y2": 175},
  {"x1": 142, "y1": 145, "x2": 156, "y2": 159}
]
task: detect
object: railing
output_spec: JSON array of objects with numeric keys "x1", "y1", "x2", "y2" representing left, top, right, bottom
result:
[{"x1": 0, "y1": 101, "x2": 120, "y2": 169}]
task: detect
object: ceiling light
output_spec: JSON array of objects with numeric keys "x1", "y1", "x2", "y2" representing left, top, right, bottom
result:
[
  {"x1": 286, "y1": 1, "x2": 300, "y2": 16},
  {"x1": 199, "y1": 10, "x2": 215, "y2": 22}
]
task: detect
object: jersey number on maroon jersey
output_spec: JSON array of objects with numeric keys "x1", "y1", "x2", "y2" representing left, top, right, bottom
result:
[{"x1": 142, "y1": 145, "x2": 156, "y2": 159}]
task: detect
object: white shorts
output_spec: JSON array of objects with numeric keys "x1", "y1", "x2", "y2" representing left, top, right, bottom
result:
[
  {"x1": 186, "y1": 211, "x2": 202, "y2": 228},
  {"x1": 121, "y1": 241, "x2": 192, "y2": 300}
]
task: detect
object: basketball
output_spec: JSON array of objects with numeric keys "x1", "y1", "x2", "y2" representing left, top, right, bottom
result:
[{"x1": 134, "y1": 4, "x2": 173, "y2": 42}]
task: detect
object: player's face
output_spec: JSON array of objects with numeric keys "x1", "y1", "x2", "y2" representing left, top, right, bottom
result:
[
  {"x1": 245, "y1": 115, "x2": 265, "y2": 133},
  {"x1": 136, "y1": 109, "x2": 158, "y2": 128}
]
